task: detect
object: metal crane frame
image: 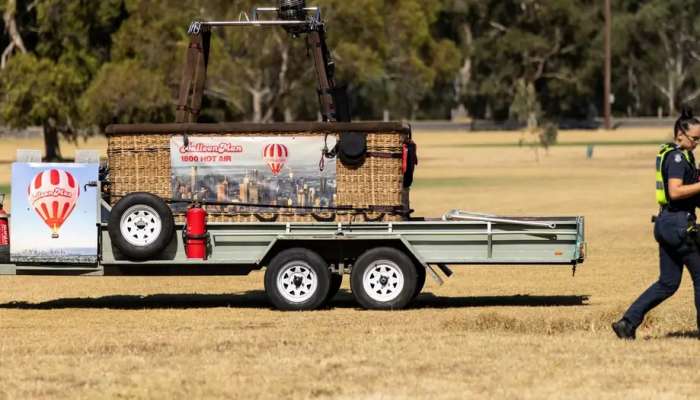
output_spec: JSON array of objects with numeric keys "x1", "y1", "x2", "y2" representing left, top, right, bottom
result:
[{"x1": 176, "y1": 6, "x2": 338, "y2": 124}]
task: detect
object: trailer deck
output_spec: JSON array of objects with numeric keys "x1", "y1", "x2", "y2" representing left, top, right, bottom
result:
[{"x1": 2, "y1": 213, "x2": 584, "y2": 275}]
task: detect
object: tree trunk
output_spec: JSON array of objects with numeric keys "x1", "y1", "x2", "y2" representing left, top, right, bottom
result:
[
  {"x1": 1, "y1": 0, "x2": 27, "y2": 69},
  {"x1": 627, "y1": 63, "x2": 640, "y2": 116},
  {"x1": 251, "y1": 90, "x2": 263, "y2": 123},
  {"x1": 43, "y1": 120, "x2": 62, "y2": 162},
  {"x1": 283, "y1": 107, "x2": 294, "y2": 122},
  {"x1": 668, "y1": 72, "x2": 676, "y2": 116},
  {"x1": 454, "y1": 24, "x2": 473, "y2": 102}
]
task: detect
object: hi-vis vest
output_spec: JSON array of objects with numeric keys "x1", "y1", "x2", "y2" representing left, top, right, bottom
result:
[{"x1": 656, "y1": 143, "x2": 692, "y2": 205}]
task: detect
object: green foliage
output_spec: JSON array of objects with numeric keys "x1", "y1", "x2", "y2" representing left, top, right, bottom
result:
[
  {"x1": 81, "y1": 60, "x2": 173, "y2": 128},
  {"x1": 34, "y1": 0, "x2": 126, "y2": 73},
  {"x1": 0, "y1": 53, "x2": 82, "y2": 129},
  {"x1": 109, "y1": 0, "x2": 190, "y2": 84},
  {"x1": 449, "y1": 0, "x2": 600, "y2": 119},
  {"x1": 324, "y1": 0, "x2": 460, "y2": 119},
  {"x1": 611, "y1": 0, "x2": 700, "y2": 115},
  {"x1": 509, "y1": 79, "x2": 541, "y2": 128},
  {"x1": 540, "y1": 122, "x2": 558, "y2": 149},
  {"x1": 2, "y1": 0, "x2": 700, "y2": 137}
]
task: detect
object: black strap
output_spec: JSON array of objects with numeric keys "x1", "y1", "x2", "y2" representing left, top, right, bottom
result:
[
  {"x1": 189, "y1": 31, "x2": 209, "y2": 123},
  {"x1": 185, "y1": 232, "x2": 210, "y2": 240},
  {"x1": 175, "y1": 36, "x2": 199, "y2": 123},
  {"x1": 176, "y1": 31, "x2": 210, "y2": 125},
  {"x1": 366, "y1": 151, "x2": 402, "y2": 159}
]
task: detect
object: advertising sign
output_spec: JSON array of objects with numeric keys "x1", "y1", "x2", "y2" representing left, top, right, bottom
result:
[
  {"x1": 170, "y1": 136, "x2": 336, "y2": 212},
  {"x1": 10, "y1": 163, "x2": 99, "y2": 264}
]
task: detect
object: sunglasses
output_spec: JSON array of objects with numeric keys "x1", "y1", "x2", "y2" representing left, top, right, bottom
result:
[{"x1": 684, "y1": 132, "x2": 700, "y2": 143}]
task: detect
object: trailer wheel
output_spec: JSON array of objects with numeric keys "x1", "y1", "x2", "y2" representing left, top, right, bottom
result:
[
  {"x1": 413, "y1": 265, "x2": 427, "y2": 300},
  {"x1": 324, "y1": 273, "x2": 343, "y2": 304},
  {"x1": 264, "y1": 248, "x2": 331, "y2": 311},
  {"x1": 350, "y1": 247, "x2": 417, "y2": 310},
  {"x1": 108, "y1": 193, "x2": 174, "y2": 260}
]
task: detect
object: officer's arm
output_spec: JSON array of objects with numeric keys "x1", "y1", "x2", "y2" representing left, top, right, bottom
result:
[{"x1": 667, "y1": 178, "x2": 700, "y2": 200}]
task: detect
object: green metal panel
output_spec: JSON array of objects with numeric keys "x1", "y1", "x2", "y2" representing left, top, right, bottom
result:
[
  {"x1": 0, "y1": 216, "x2": 585, "y2": 275},
  {"x1": 99, "y1": 216, "x2": 585, "y2": 268}
]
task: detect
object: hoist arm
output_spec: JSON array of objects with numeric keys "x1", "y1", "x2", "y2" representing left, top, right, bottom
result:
[{"x1": 176, "y1": 3, "x2": 340, "y2": 123}]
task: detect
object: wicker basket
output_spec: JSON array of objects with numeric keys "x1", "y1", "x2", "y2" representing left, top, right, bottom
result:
[{"x1": 106, "y1": 122, "x2": 411, "y2": 223}]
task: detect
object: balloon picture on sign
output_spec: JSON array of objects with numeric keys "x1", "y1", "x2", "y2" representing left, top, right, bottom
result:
[
  {"x1": 27, "y1": 169, "x2": 80, "y2": 239},
  {"x1": 263, "y1": 143, "x2": 289, "y2": 176}
]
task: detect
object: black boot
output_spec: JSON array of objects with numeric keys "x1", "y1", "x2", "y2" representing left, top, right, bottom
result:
[{"x1": 612, "y1": 319, "x2": 636, "y2": 340}]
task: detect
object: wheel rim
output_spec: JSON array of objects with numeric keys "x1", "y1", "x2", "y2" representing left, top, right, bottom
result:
[
  {"x1": 362, "y1": 259, "x2": 405, "y2": 302},
  {"x1": 120, "y1": 205, "x2": 162, "y2": 247},
  {"x1": 276, "y1": 261, "x2": 319, "y2": 303}
]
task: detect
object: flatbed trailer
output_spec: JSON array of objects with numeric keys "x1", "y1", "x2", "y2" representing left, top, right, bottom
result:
[
  {"x1": 1, "y1": 203, "x2": 585, "y2": 310},
  {"x1": 0, "y1": 3, "x2": 586, "y2": 311}
]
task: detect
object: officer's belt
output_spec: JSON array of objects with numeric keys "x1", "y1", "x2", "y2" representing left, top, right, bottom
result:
[{"x1": 652, "y1": 206, "x2": 696, "y2": 223}]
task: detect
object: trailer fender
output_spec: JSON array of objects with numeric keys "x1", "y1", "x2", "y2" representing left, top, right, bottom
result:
[{"x1": 399, "y1": 238, "x2": 444, "y2": 286}]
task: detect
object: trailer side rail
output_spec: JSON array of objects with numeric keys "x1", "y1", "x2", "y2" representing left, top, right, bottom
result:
[{"x1": 100, "y1": 217, "x2": 584, "y2": 267}]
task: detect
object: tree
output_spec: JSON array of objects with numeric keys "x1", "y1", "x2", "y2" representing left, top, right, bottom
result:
[
  {"x1": 0, "y1": 0, "x2": 127, "y2": 159},
  {"x1": 14, "y1": 0, "x2": 697, "y2": 134},
  {"x1": 0, "y1": 54, "x2": 82, "y2": 160},
  {"x1": 205, "y1": 3, "x2": 310, "y2": 123},
  {"x1": 450, "y1": 0, "x2": 600, "y2": 120},
  {"x1": 629, "y1": 0, "x2": 700, "y2": 116},
  {"x1": 192, "y1": 0, "x2": 461, "y2": 122},
  {"x1": 33, "y1": 0, "x2": 126, "y2": 77},
  {"x1": 435, "y1": 0, "x2": 478, "y2": 117},
  {"x1": 81, "y1": 60, "x2": 173, "y2": 129},
  {"x1": 104, "y1": 0, "x2": 461, "y2": 122},
  {"x1": 323, "y1": 0, "x2": 460, "y2": 120}
]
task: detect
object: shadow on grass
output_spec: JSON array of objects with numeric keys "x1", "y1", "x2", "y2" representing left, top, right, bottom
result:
[
  {"x1": 0, "y1": 290, "x2": 273, "y2": 310},
  {"x1": 411, "y1": 293, "x2": 590, "y2": 309},
  {"x1": 664, "y1": 331, "x2": 699, "y2": 339},
  {"x1": 0, "y1": 290, "x2": 590, "y2": 310}
]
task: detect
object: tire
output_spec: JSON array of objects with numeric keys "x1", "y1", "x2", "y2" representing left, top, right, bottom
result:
[
  {"x1": 264, "y1": 248, "x2": 331, "y2": 311},
  {"x1": 413, "y1": 264, "x2": 427, "y2": 300},
  {"x1": 324, "y1": 273, "x2": 343, "y2": 304},
  {"x1": 108, "y1": 193, "x2": 174, "y2": 260},
  {"x1": 350, "y1": 247, "x2": 417, "y2": 310}
]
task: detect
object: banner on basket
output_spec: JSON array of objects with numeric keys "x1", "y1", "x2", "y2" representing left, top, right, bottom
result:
[{"x1": 170, "y1": 136, "x2": 337, "y2": 211}]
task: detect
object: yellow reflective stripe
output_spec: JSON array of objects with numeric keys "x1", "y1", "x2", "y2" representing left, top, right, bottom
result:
[{"x1": 656, "y1": 145, "x2": 678, "y2": 206}]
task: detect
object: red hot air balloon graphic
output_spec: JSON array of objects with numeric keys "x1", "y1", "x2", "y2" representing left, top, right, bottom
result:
[
  {"x1": 263, "y1": 143, "x2": 289, "y2": 176},
  {"x1": 27, "y1": 169, "x2": 80, "y2": 239}
]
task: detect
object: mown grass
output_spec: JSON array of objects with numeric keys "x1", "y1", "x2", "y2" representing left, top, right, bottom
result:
[
  {"x1": 413, "y1": 176, "x2": 501, "y2": 189},
  {"x1": 431, "y1": 140, "x2": 663, "y2": 148},
  {"x1": 1, "y1": 127, "x2": 700, "y2": 400}
]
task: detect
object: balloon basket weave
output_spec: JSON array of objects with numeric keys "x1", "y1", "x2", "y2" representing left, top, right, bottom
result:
[{"x1": 105, "y1": 122, "x2": 411, "y2": 223}]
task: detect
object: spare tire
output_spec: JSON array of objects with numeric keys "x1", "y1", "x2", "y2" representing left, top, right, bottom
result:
[{"x1": 108, "y1": 193, "x2": 174, "y2": 260}]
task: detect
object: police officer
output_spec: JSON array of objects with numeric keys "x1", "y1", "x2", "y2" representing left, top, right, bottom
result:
[{"x1": 613, "y1": 108, "x2": 700, "y2": 339}]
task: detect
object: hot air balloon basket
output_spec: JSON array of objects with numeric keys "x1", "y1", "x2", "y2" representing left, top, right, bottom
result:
[{"x1": 106, "y1": 123, "x2": 411, "y2": 223}]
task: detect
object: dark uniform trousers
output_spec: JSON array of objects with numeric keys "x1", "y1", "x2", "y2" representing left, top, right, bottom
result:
[{"x1": 624, "y1": 209, "x2": 700, "y2": 330}]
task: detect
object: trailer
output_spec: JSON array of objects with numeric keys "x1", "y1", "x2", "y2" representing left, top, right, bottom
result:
[
  {"x1": 0, "y1": 165, "x2": 585, "y2": 311},
  {"x1": 0, "y1": 2, "x2": 586, "y2": 311}
]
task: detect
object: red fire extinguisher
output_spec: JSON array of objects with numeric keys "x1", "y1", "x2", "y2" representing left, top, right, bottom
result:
[
  {"x1": 185, "y1": 203, "x2": 208, "y2": 260},
  {"x1": 0, "y1": 195, "x2": 9, "y2": 262}
]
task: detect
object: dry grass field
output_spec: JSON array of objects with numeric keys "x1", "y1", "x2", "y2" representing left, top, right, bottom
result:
[{"x1": 2, "y1": 127, "x2": 700, "y2": 399}]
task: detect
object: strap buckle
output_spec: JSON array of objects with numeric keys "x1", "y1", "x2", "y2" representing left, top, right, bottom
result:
[{"x1": 188, "y1": 21, "x2": 202, "y2": 35}]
